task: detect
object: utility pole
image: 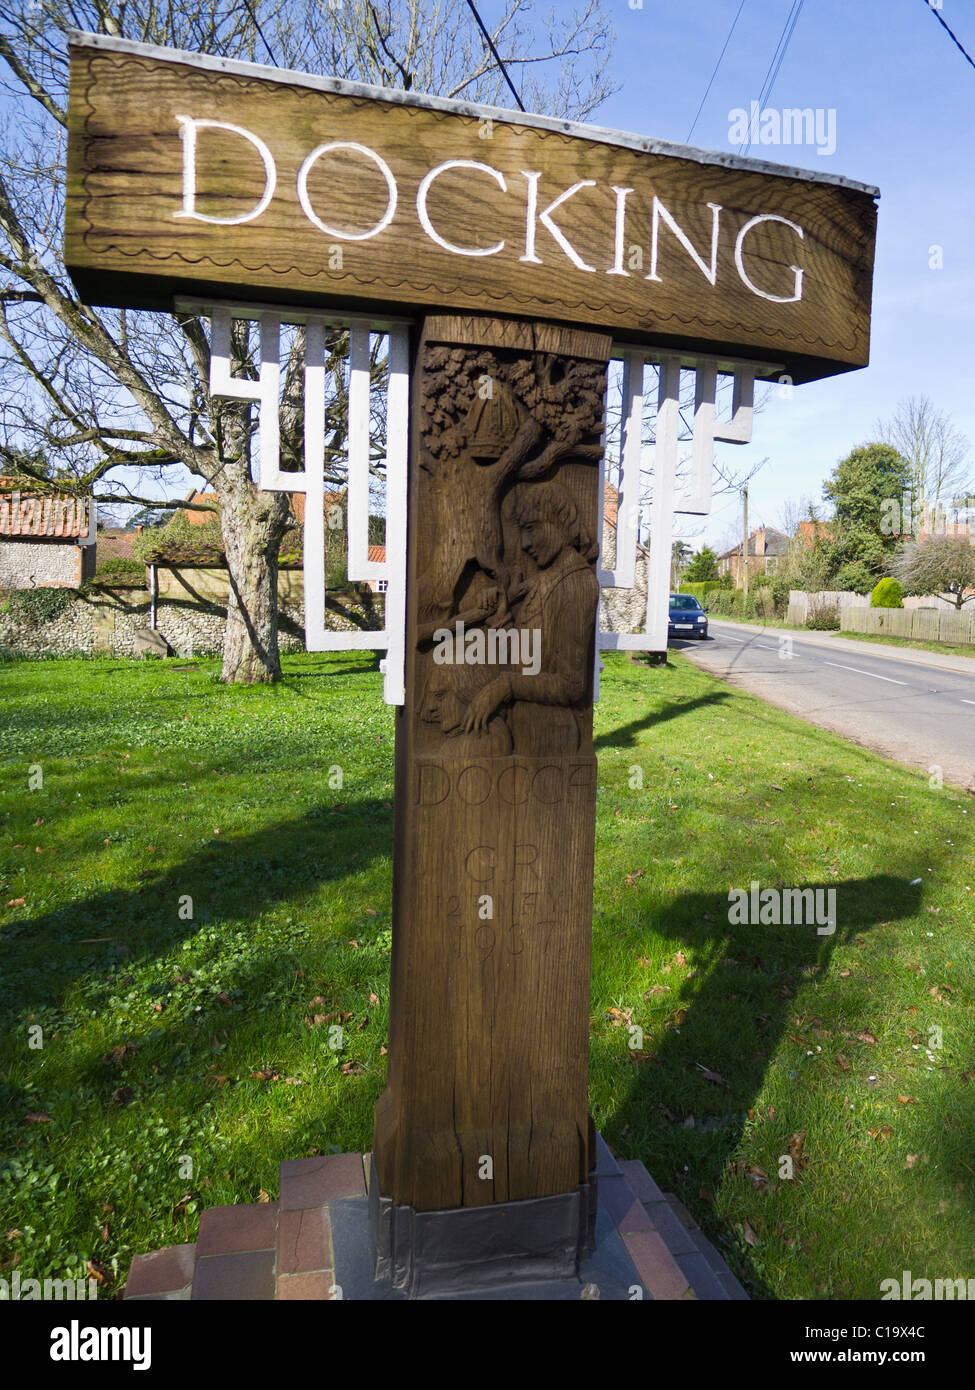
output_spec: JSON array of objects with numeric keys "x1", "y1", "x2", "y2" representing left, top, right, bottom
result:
[{"x1": 741, "y1": 485, "x2": 749, "y2": 602}]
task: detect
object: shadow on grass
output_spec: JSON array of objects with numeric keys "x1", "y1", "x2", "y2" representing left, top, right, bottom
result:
[
  {"x1": 0, "y1": 797, "x2": 393, "y2": 1044},
  {"x1": 0, "y1": 793, "x2": 398, "y2": 1294},
  {"x1": 594, "y1": 690, "x2": 730, "y2": 751},
  {"x1": 284, "y1": 662, "x2": 381, "y2": 681},
  {"x1": 605, "y1": 874, "x2": 925, "y2": 1299}
]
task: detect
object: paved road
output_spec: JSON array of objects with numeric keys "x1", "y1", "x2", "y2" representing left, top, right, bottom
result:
[{"x1": 675, "y1": 619, "x2": 975, "y2": 790}]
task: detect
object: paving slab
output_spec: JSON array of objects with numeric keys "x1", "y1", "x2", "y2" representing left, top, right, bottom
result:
[
  {"x1": 674, "y1": 1250, "x2": 732, "y2": 1302},
  {"x1": 124, "y1": 1243, "x2": 196, "y2": 1298},
  {"x1": 192, "y1": 1249, "x2": 276, "y2": 1301},
  {"x1": 277, "y1": 1206, "x2": 332, "y2": 1275},
  {"x1": 196, "y1": 1201, "x2": 278, "y2": 1257},
  {"x1": 279, "y1": 1153, "x2": 366, "y2": 1209}
]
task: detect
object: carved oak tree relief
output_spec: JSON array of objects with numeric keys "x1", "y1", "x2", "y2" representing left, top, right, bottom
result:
[{"x1": 413, "y1": 335, "x2": 607, "y2": 759}]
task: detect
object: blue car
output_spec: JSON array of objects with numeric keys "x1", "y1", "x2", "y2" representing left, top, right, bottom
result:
[{"x1": 668, "y1": 592, "x2": 709, "y2": 639}]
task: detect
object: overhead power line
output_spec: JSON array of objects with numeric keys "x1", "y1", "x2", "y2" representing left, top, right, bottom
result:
[
  {"x1": 687, "y1": 0, "x2": 749, "y2": 143},
  {"x1": 242, "y1": 0, "x2": 278, "y2": 67},
  {"x1": 465, "y1": 0, "x2": 526, "y2": 111},
  {"x1": 761, "y1": 0, "x2": 805, "y2": 103},
  {"x1": 922, "y1": 0, "x2": 975, "y2": 73},
  {"x1": 738, "y1": 0, "x2": 806, "y2": 155}
]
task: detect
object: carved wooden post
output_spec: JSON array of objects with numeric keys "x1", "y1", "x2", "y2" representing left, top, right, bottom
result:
[{"x1": 370, "y1": 315, "x2": 611, "y2": 1294}]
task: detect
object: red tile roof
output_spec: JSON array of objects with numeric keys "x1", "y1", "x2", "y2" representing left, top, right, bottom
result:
[{"x1": 0, "y1": 488, "x2": 90, "y2": 539}]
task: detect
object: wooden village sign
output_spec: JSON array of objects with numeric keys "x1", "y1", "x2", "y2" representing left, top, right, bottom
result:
[{"x1": 66, "y1": 32, "x2": 878, "y2": 1297}]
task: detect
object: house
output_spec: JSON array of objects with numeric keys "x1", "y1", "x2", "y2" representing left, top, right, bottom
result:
[
  {"x1": 717, "y1": 526, "x2": 790, "y2": 586},
  {"x1": 180, "y1": 489, "x2": 221, "y2": 524},
  {"x1": 0, "y1": 480, "x2": 96, "y2": 588},
  {"x1": 179, "y1": 487, "x2": 347, "y2": 527},
  {"x1": 795, "y1": 518, "x2": 835, "y2": 547},
  {"x1": 96, "y1": 527, "x2": 141, "y2": 568},
  {"x1": 369, "y1": 545, "x2": 388, "y2": 593}
]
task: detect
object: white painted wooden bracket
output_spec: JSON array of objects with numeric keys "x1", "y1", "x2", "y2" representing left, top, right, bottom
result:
[
  {"x1": 597, "y1": 347, "x2": 644, "y2": 590},
  {"x1": 209, "y1": 307, "x2": 292, "y2": 492},
  {"x1": 190, "y1": 298, "x2": 411, "y2": 705},
  {"x1": 195, "y1": 298, "x2": 775, "y2": 710},
  {"x1": 594, "y1": 346, "x2": 780, "y2": 699}
]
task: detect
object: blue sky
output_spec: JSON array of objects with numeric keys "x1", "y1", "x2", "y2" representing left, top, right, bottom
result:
[{"x1": 581, "y1": 0, "x2": 975, "y2": 549}]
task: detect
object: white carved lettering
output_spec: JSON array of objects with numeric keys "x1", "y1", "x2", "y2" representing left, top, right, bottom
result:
[
  {"x1": 734, "y1": 213, "x2": 805, "y2": 302},
  {"x1": 175, "y1": 116, "x2": 276, "y2": 225},
  {"x1": 417, "y1": 160, "x2": 507, "y2": 256},
  {"x1": 648, "y1": 199, "x2": 722, "y2": 285},
  {"x1": 519, "y1": 172, "x2": 597, "y2": 271},
  {"x1": 607, "y1": 186, "x2": 633, "y2": 276},
  {"x1": 297, "y1": 141, "x2": 397, "y2": 240}
]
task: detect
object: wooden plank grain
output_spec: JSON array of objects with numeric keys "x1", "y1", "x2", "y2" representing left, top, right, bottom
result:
[{"x1": 65, "y1": 38, "x2": 878, "y2": 382}]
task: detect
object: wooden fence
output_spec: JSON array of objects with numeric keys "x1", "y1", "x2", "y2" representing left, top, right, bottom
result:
[{"x1": 840, "y1": 606, "x2": 975, "y2": 645}]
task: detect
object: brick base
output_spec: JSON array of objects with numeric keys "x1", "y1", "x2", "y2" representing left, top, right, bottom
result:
[{"x1": 122, "y1": 1140, "x2": 748, "y2": 1301}]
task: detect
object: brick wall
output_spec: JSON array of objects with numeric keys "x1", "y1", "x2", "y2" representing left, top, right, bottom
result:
[
  {"x1": 599, "y1": 546, "x2": 650, "y2": 634},
  {"x1": 0, "y1": 579, "x2": 382, "y2": 658},
  {"x1": 0, "y1": 540, "x2": 84, "y2": 589}
]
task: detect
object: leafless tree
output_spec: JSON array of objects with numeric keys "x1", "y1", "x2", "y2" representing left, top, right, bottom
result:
[
  {"x1": 777, "y1": 494, "x2": 821, "y2": 539},
  {"x1": 876, "y1": 395, "x2": 972, "y2": 517},
  {"x1": 892, "y1": 534, "x2": 975, "y2": 610},
  {"x1": 0, "y1": 0, "x2": 615, "y2": 682}
]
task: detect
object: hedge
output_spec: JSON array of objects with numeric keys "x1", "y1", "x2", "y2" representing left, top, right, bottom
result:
[{"x1": 676, "y1": 580, "x2": 728, "y2": 606}]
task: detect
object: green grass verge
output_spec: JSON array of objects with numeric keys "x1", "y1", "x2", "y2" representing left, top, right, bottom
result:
[
  {"x1": 838, "y1": 630, "x2": 975, "y2": 659},
  {"x1": 1, "y1": 651, "x2": 972, "y2": 1301},
  {"x1": 702, "y1": 610, "x2": 808, "y2": 631}
]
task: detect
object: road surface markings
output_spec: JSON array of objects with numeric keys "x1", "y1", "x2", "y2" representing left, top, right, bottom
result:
[
  {"x1": 822, "y1": 661, "x2": 907, "y2": 686},
  {"x1": 961, "y1": 699, "x2": 975, "y2": 706}
]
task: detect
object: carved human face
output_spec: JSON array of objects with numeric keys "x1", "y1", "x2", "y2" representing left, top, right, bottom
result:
[
  {"x1": 419, "y1": 677, "x2": 464, "y2": 733},
  {"x1": 519, "y1": 517, "x2": 563, "y2": 568}
]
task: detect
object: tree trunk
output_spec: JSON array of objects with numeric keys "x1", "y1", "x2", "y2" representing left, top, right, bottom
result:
[{"x1": 219, "y1": 477, "x2": 290, "y2": 684}]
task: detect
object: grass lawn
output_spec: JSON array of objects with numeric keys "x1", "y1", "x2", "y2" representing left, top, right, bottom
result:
[
  {"x1": 838, "y1": 630, "x2": 975, "y2": 660},
  {"x1": 1, "y1": 650, "x2": 973, "y2": 1300}
]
